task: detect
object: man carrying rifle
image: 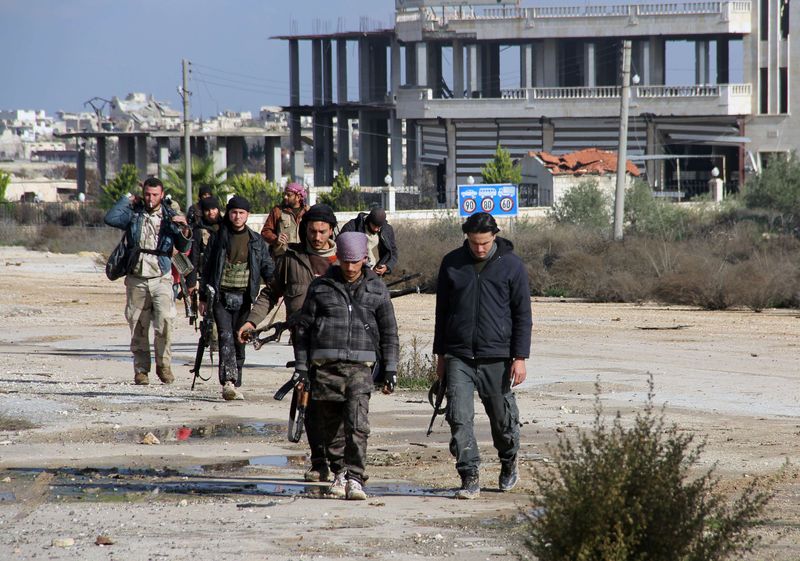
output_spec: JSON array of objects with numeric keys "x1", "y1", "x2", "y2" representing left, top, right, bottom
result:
[
  {"x1": 187, "y1": 195, "x2": 222, "y2": 296},
  {"x1": 200, "y1": 195, "x2": 274, "y2": 401},
  {"x1": 293, "y1": 232, "x2": 399, "y2": 500},
  {"x1": 237, "y1": 203, "x2": 338, "y2": 481},
  {"x1": 433, "y1": 212, "x2": 531, "y2": 500}
]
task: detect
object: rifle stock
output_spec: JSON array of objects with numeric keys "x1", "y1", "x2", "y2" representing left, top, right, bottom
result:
[
  {"x1": 426, "y1": 377, "x2": 447, "y2": 436},
  {"x1": 190, "y1": 286, "x2": 216, "y2": 390}
]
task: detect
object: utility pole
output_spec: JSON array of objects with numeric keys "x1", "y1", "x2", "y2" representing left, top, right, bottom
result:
[
  {"x1": 181, "y1": 59, "x2": 192, "y2": 213},
  {"x1": 613, "y1": 40, "x2": 632, "y2": 241}
]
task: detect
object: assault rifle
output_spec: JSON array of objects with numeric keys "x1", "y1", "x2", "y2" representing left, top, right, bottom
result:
[
  {"x1": 190, "y1": 286, "x2": 216, "y2": 390},
  {"x1": 270, "y1": 365, "x2": 307, "y2": 443},
  {"x1": 385, "y1": 272, "x2": 421, "y2": 288},
  {"x1": 172, "y1": 252, "x2": 196, "y2": 325},
  {"x1": 426, "y1": 377, "x2": 447, "y2": 437}
]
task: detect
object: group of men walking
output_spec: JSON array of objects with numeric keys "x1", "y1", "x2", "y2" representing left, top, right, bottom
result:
[{"x1": 105, "y1": 179, "x2": 531, "y2": 500}]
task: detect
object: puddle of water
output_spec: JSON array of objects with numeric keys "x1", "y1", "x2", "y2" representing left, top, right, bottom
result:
[
  {"x1": 114, "y1": 420, "x2": 284, "y2": 443},
  {"x1": 248, "y1": 454, "x2": 306, "y2": 467},
  {"x1": 0, "y1": 492, "x2": 16, "y2": 502}
]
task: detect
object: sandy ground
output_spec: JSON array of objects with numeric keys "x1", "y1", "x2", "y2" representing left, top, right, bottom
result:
[{"x1": 0, "y1": 247, "x2": 798, "y2": 560}]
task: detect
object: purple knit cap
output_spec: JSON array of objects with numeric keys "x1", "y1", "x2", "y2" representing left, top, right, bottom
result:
[
  {"x1": 336, "y1": 232, "x2": 368, "y2": 262},
  {"x1": 285, "y1": 182, "x2": 306, "y2": 201}
]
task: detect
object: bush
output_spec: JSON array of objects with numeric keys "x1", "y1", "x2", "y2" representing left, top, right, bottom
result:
[
  {"x1": 228, "y1": 174, "x2": 281, "y2": 214},
  {"x1": 319, "y1": 169, "x2": 361, "y2": 211},
  {"x1": 163, "y1": 156, "x2": 231, "y2": 205},
  {"x1": 743, "y1": 151, "x2": 800, "y2": 230},
  {"x1": 396, "y1": 335, "x2": 437, "y2": 390},
  {"x1": 550, "y1": 179, "x2": 612, "y2": 230},
  {"x1": 528, "y1": 378, "x2": 773, "y2": 561},
  {"x1": 0, "y1": 169, "x2": 10, "y2": 202}
]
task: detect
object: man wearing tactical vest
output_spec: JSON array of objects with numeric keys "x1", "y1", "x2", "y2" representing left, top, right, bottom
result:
[{"x1": 261, "y1": 183, "x2": 308, "y2": 256}]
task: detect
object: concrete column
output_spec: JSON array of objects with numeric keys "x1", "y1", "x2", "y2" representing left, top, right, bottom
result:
[
  {"x1": 649, "y1": 37, "x2": 665, "y2": 85},
  {"x1": 480, "y1": 43, "x2": 500, "y2": 97},
  {"x1": 541, "y1": 40, "x2": 558, "y2": 87},
  {"x1": 135, "y1": 135, "x2": 148, "y2": 179},
  {"x1": 384, "y1": 185, "x2": 396, "y2": 212},
  {"x1": 583, "y1": 42, "x2": 596, "y2": 87},
  {"x1": 541, "y1": 119, "x2": 555, "y2": 152},
  {"x1": 520, "y1": 43, "x2": 534, "y2": 88},
  {"x1": 313, "y1": 111, "x2": 325, "y2": 185},
  {"x1": 289, "y1": 39, "x2": 303, "y2": 181},
  {"x1": 359, "y1": 38, "x2": 370, "y2": 102},
  {"x1": 77, "y1": 144, "x2": 86, "y2": 196},
  {"x1": 191, "y1": 137, "x2": 208, "y2": 159},
  {"x1": 695, "y1": 40, "x2": 710, "y2": 84},
  {"x1": 213, "y1": 142, "x2": 227, "y2": 181},
  {"x1": 452, "y1": 39, "x2": 464, "y2": 97},
  {"x1": 405, "y1": 43, "x2": 418, "y2": 86},
  {"x1": 466, "y1": 44, "x2": 480, "y2": 96},
  {"x1": 336, "y1": 112, "x2": 351, "y2": 174},
  {"x1": 264, "y1": 136, "x2": 282, "y2": 183},
  {"x1": 428, "y1": 43, "x2": 443, "y2": 98},
  {"x1": 445, "y1": 119, "x2": 456, "y2": 207},
  {"x1": 358, "y1": 111, "x2": 388, "y2": 186},
  {"x1": 391, "y1": 38, "x2": 401, "y2": 100},
  {"x1": 716, "y1": 38, "x2": 730, "y2": 84},
  {"x1": 390, "y1": 111, "x2": 403, "y2": 188},
  {"x1": 405, "y1": 119, "x2": 418, "y2": 185},
  {"x1": 157, "y1": 137, "x2": 170, "y2": 180},
  {"x1": 117, "y1": 136, "x2": 133, "y2": 171},
  {"x1": 226, "y1": 136, "x2": 245, "y2": 177},
  {"x1": 415, "y1": 42, "x2": 428, "y2": 87},
  {"x1": 97, "y1": 136, "x2": 107, "y2": 186},
  {"x1": 322, "y1": 39, "x2": 333, "y2": 105},
  {"x1": 646, "y1": 119, "x2": 658, "y2": 187},
  {"x1": 639, "y1": 40, "x2": 651, "y2": 84},
  {"x1": 312, "y1": 39, "x2": 323, "y2": 106},
  {"x1": 337, "y1": 39, "x2": 348, "y2": 103}
]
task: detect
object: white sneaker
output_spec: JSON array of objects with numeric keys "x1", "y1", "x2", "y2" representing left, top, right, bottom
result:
[
  {"x1": 222, "y1": 381, "x2": 243, "y2": 401},
  {"x1": 327, "y1": 471, "x2": 347, "y2": 498},
  {"x1": 345, "y1": 479, "x2": 367, "y2": 501}
]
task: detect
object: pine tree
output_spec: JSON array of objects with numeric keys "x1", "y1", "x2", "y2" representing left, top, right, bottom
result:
[{"x1": 480, "y1": 145, "x2": 521, "y2": 184}]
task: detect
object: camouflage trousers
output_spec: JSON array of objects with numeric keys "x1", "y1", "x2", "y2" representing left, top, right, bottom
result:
[{"x1": 312, "y1": 361, "x2": 372, "y2": 483}]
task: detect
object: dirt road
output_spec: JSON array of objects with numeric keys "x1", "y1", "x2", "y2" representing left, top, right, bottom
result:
[{"x1": 0, "y1": 247, "x2": 797, "y2": 560}]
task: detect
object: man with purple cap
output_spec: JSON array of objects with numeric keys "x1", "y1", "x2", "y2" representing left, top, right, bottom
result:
[
  {"x1": 340, "y1": 206, "x2": 398, "y2": 276},
  {"x1": 261, "y1": 182, "x2": 308, "y2": 256},
  {"x1": 293, "y1": 231, "x2": 399, "y2": 500}
]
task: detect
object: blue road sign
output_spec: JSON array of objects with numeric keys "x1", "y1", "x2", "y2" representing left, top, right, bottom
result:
[{"x1": 458, "y1": 184, "x2": 518, "y2": 218}]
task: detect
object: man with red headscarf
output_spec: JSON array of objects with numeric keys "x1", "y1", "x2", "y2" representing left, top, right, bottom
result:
[{"x1": 261, "y1": 182, "x2": 308, "y2": 256}]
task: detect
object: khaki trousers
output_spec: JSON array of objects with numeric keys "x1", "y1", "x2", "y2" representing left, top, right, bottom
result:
[{"x1": 124, "y1": 273, "x2": 176, "y2": 374}]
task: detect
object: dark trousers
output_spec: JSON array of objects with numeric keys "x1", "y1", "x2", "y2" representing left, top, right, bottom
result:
[
  {"x1": 444, "y1": 355, "x2": 520, "y2": 477},
  {"x1": 213, "y1": 290, "x2": 249, "y2": 386},
  {"x1": 304, "y1": 401, "x2": 329, "y2": 471},
  {"x1": 312, "y1": 361, "x2": 372, "y2": 483}
]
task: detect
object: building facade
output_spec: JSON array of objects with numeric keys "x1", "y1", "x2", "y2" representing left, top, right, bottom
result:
[{"x1": 280, "y1": 0, "x2": 794, "y2": 205}]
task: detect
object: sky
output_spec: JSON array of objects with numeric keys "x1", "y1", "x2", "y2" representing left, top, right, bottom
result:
[{"x1": 1, "y1": 0, "x2": 742, "y2": 119}]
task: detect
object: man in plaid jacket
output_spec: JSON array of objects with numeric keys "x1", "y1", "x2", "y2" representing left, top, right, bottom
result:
[{"x1": 293, "y1": 232, "x2": 399, "y2": 500}]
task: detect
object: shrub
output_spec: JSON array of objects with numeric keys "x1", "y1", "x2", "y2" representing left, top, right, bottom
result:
[
  {"x1": 550, "y1": 179, "x2": 611, "y2": 230},
  {"x1": 228, "y1": 174, "x2": 281, "y2": 214},
  {"x1": 481, "y1": 145, "x2": 522, "y2": 185},
  {"x1": 0, "y1": 169, "x2": 10, "y2": 202},
  {"x1": 528, "y1": 378, "x2": 772, "y2": 561},
  {"x1": 100, "y1": 164, "x2": 140, "y2": 210},
  {"x1": 396, "y1": 335, "x2": 437, "y2": 390},
  {"x1": 319, "y1": 169, "x2": 361, "y2": 211},
  {"x1": 743, "y1": 151, "x2": 800, "y2": 230}
]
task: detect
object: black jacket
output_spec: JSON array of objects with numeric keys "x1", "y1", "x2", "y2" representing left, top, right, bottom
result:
[
  {"x1": 201, "y1": 223, "x2": 275, "y2": 303},
  {"x1": 340, "y1": 213, "x2": 399, "y2": 273},
  {"x1": 433, "y1": 237, "x2": 532, "y2": 360}
]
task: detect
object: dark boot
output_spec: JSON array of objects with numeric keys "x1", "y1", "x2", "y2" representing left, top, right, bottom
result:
[
  {"x1": 499, "y1": 457, "x2": 519, "y2": 491},
  {"x1": 455, "y1": 472, "x2": 480, "y2": 500}
]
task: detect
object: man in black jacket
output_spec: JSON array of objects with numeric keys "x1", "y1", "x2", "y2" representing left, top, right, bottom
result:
[
  {"x1": 433, "y1": 212, "x2": 532, "y2": 499},
  {"x1": 200, "y1": 195, "x2": 274, "y2": 400},
  {"x1": 294, "y1": 231, "x2": 399, "y2": 500},
  {"x1": 340, "y1": 207, "x2": 398, "y2": 276}
]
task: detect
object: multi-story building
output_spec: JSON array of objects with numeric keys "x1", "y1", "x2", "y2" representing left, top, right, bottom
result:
[{"x1": 279, "y1": 0, "x2": 793, "y2": 204}]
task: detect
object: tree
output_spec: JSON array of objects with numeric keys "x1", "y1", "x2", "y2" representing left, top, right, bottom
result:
[
  {"x1": 163, "y1": 156, "x2": 231, "y2": 207},
  {"x1": 743, "y1": 151, "x2": 800, "y2": 230},
  {"x1": 481, "y1": 145, "x2": 522, "y2": 185},
  {"x1": 227, "y1": 174, "x2": 281, "y2": 214},
  {"x1": 99, "y1": 164, "x2": 140, "y2": 210},
  {"x1": 319, "y1": 169, "x2": 362, "y2": 211}
]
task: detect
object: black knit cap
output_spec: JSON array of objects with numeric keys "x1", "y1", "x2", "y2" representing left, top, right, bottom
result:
[
  {"x1": 302, "y1": 203, "x2": 337, "y2": 227},
  {"x1": 226, "y1": 195, "x2": 251, "y2": 213},
  {"x1": 198, "y1": 185, "x2": 213, "y2": 197},
  {"x1": 199, "y1": 196, "x2": 219, "y2": 211}
]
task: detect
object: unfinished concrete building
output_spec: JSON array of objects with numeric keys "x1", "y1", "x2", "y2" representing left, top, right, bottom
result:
[{"x1": 281, "y1": 0, "x2": 795, "y2": 205}]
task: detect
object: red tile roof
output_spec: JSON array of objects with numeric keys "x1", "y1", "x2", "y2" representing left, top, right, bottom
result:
[{"x1": 529, "y1": 148, "x2": 641, "y2": 177}]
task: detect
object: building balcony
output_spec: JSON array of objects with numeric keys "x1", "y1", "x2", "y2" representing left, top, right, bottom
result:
[
  {"x1": 395, "y1": 1, "x2": 752, "y2": 41},
  {"x1": 395, "y1": 84, "x2": 753, "y2": 119}
]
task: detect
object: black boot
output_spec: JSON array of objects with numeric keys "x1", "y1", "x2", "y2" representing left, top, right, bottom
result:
[
  {"x1": 455, "y1": 472, "x2": 480, "y2": 500},
  {"x1": 499, "y1": 457, "x2": 519, "y2": 491}
]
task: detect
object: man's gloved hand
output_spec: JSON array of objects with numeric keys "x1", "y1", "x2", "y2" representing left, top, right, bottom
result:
[{"x1": 382, "y1": 371, "x2": 397, "y2": 395}]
